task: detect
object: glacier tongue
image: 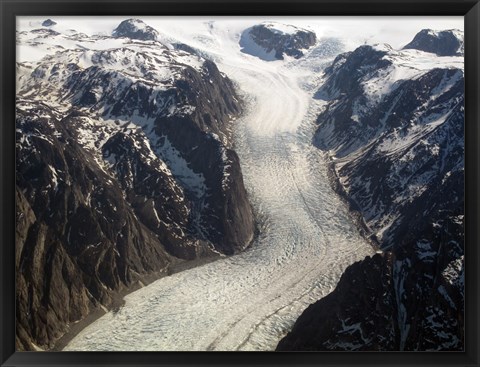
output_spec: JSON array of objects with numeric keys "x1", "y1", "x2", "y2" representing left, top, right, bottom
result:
[{"x1": 64, "y1": 22, "x2": 374, "y2": 352}]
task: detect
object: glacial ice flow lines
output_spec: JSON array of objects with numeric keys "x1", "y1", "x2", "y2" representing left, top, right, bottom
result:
[{"x1": 64, "y1": 22, "x2": 375, "y2": 351}]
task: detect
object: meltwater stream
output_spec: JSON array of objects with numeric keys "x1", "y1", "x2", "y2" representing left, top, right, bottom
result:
[{"x1": 65, "y1": 28, "x2": 375, "y2": 351}]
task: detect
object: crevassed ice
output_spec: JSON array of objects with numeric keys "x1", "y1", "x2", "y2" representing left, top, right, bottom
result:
[{"x1": 65, "y1": 21, "x2": 375, "y2": 352}]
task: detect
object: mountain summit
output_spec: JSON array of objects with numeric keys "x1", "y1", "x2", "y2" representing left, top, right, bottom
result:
[
  {"x1": 240, "y1": 22, "x2": 316, "y2": 61},
  {"x1": 112, "y1": 18, "x2": 159, "y2": 41},
  {"x1": 403, "y1": 29, "x2": 464, "y2": 56},
  {"x1": 42, "y1": 19, "x2": 57, "y2": 27}
]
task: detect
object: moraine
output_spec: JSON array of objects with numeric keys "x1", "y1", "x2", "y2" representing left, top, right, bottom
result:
[{"x1": 64, "y1": 22, "x2": 375, "y2": 351}]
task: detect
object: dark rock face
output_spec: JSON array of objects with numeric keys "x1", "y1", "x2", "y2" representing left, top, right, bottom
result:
[
  {"x1": 278, "y1": 254, "x2": 397, "y2": 351},
  {"x1": 16, "y1": 28, "x2": 254, "y2": 350},
  {"x1": 314, "y1": 46, "x2": 464, "y2": 249},
  {"x1": 279, "y1": 41, "x2": 464, "y2": 351},
  {"x1": 42, "y1": 19, "x2": 57, "y2": 27},
  {"x1": 403, "y1": 29, "x2": 464, "y2": 56},
  {"x1": 112, "y1": 19, "x2": 159, "y2": 41},
  {"x1": 278, "y1": 243, "x2": 464, "y2": 350},
  {"x1": 16, "y1": 103, "x2": 175, "y2": 350},
  {"x1": 240, "y1": 22, "x2": 316, "y2": 60},
  {"x1": 151, "y1": 61, "x2": 254, "y2": 256}
]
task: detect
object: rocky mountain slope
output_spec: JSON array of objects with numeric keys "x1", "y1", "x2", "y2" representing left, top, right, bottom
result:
[
  {"x1": 240, "y1": 22, "x2": 316, "y2": 61},
  {"x1": 278, "y1": 30, "x2": 464, "y2": 351},
  {"x1": 16, "y1": 18, "x2": 254, "y2": 350}
]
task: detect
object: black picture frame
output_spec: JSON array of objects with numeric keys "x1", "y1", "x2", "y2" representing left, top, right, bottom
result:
[{"x1": 1, "y1": 0, "x2": 479, "y2": 366}]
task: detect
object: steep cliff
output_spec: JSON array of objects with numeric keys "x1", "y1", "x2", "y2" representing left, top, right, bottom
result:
[{"x1": 16, "y1": 19, "x2": 254, "y2": 350}]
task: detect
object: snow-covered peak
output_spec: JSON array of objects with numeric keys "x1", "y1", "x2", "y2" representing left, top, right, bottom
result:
[
  {"x1": 363, "y1": 46, "x2": 463, "y2": 105},
  {"x1": 403, "y1": 29, "x2": 464, "y2": 56},
  {"x1": 422, "y1": 28, "x2": 462, "y2": 38},
  {"x1": 41, "y1": 19, "x2": 57, "y2": 27},
  {"x1": 260, "y1": 22, "x2": 310, "y2": 36},
  {"x1": 17, "y1": 21, "x2": 205, "y2": 76},
  {"x1": 371, "y1": 43, "x2": 394, "y2": 53},
  {"x1": 76, "y1": 44, "x2": 205, "y2": 80},
  {"x1": 112, "y1": 18, "x2": 159, "y2": 41},
  {"x1": 240, "y1": 22, "x2": 316, "y2": 61},
  {"x1": 322, "y1": 42, "x2": 463, "y2": 106}
]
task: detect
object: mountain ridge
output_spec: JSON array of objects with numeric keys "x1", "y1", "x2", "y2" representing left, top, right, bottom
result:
[
  {"x1": 16, "y1": 19, "x2": 255, "y2": 350},
  {"x1": 278, "y1": 30, "x2": 464, "y2": 351}
]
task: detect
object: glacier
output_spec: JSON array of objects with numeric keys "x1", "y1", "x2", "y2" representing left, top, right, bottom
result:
[{"x1": 62, "y1": 19, "x2": 377, "y2": 351}]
